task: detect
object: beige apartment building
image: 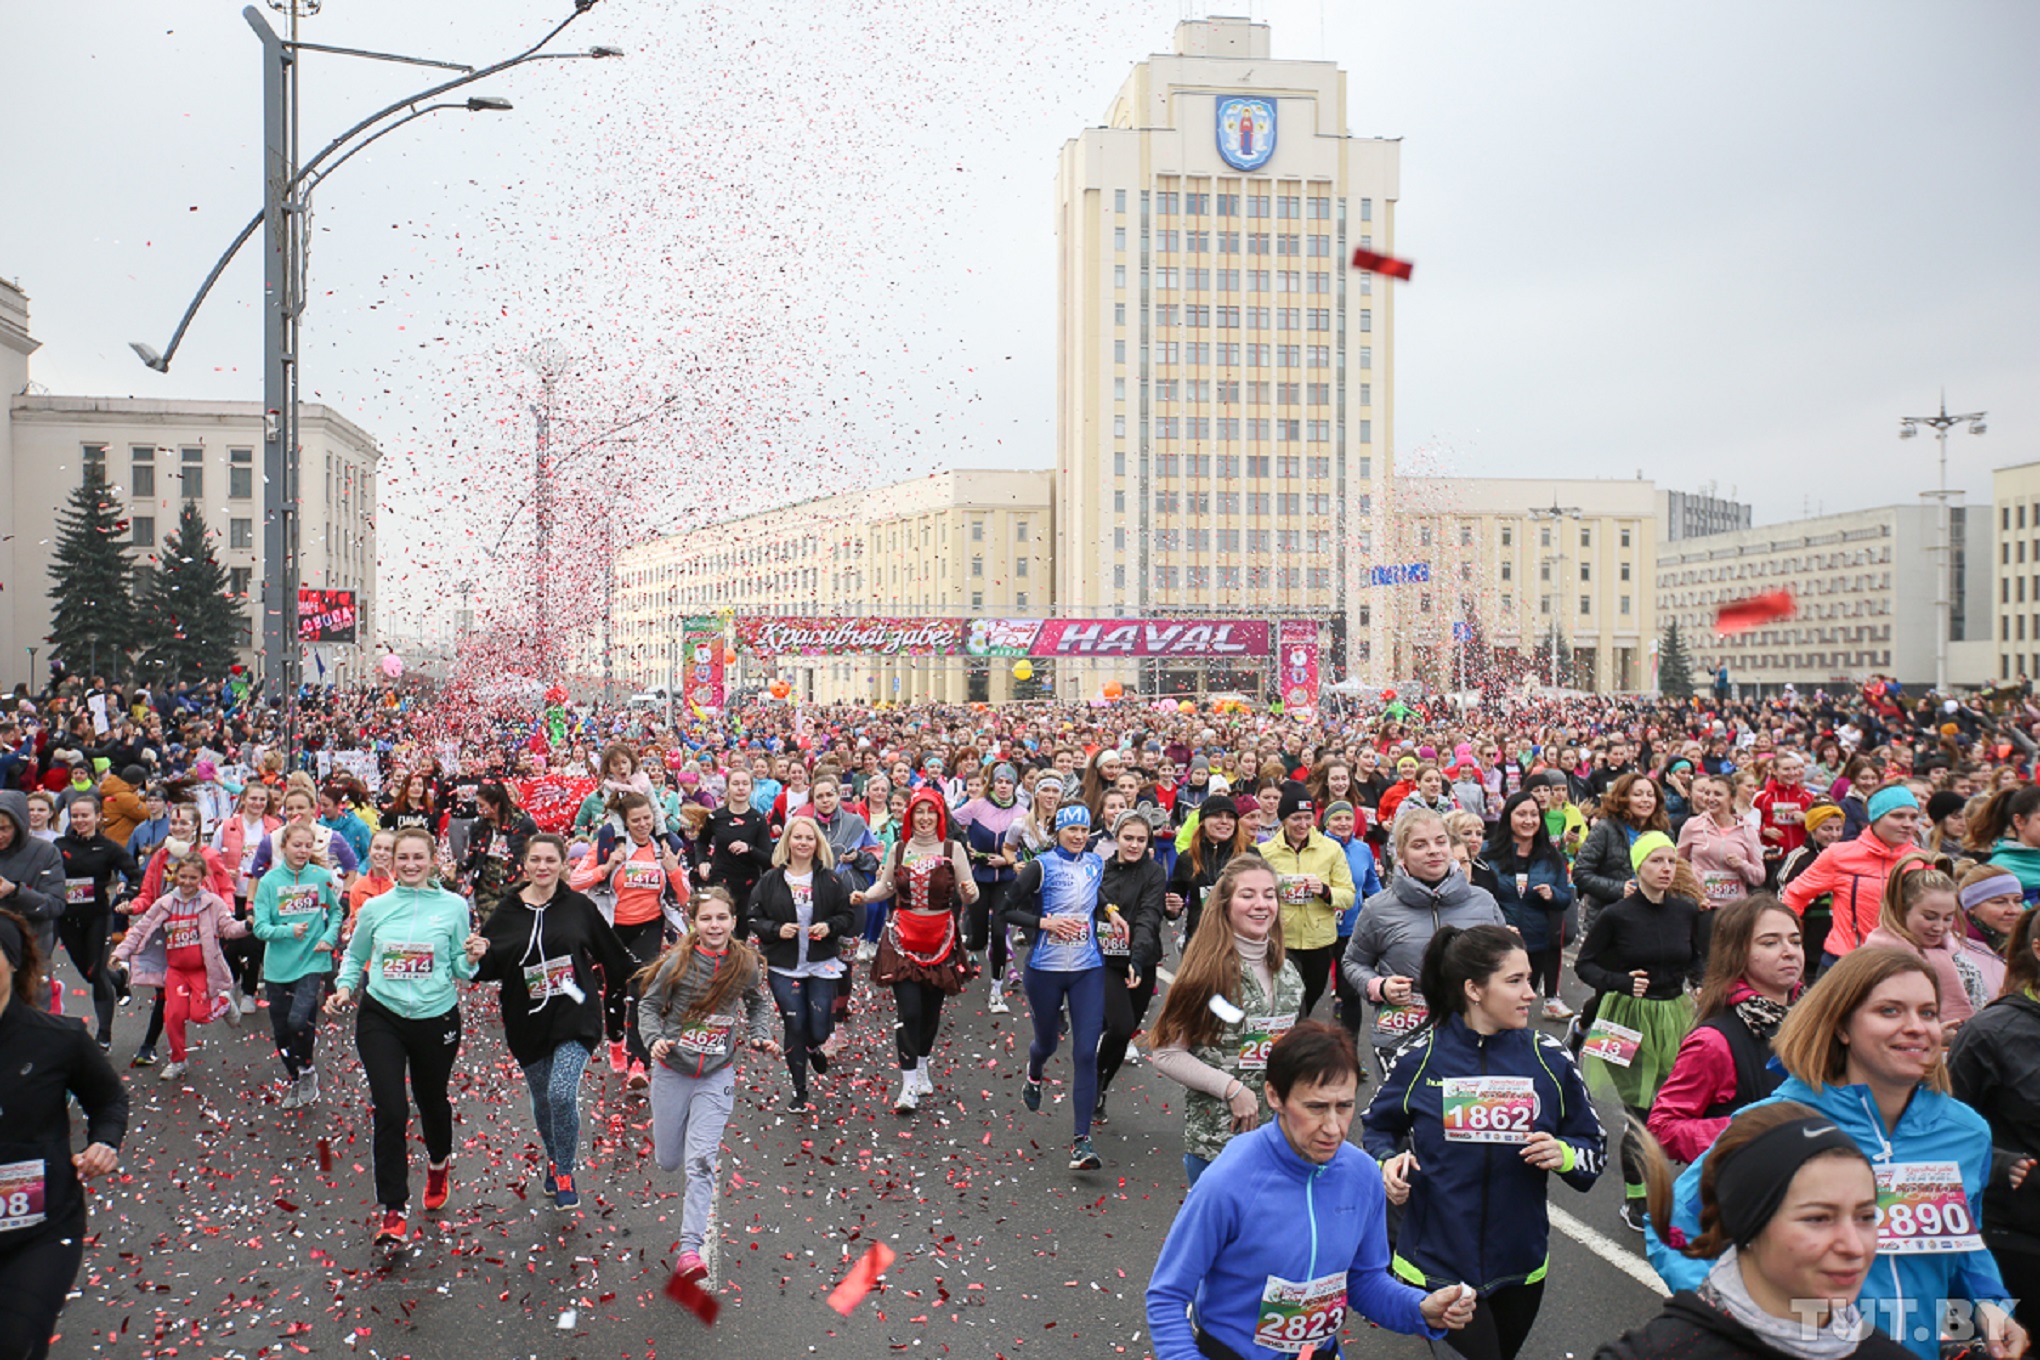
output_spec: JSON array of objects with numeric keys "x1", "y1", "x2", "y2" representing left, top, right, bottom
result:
[
  {"x1": 0, "y1": 277, "x2": 380, "y2": 691},
  {"x1": 1989, "y1": 460, "x2": 2040, "y2": 684},
  {"x1": 1655, "y1": 504, "x2": 1991, "y2": 696},
  {"x1": 1054, "y1": 17, "x2": 1400, "y2": 683},
  {"x1": 612, "y1": 469, "x2": 1054, "y2": 705},
  {"x1": 1395, "y1": 477, "x2": 1659, "y2": 693}
]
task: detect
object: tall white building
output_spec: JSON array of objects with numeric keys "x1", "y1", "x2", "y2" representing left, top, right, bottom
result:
[
  {"x1": 1054, "y1": 17, "x2": 1400, "y2": 686},
  {"x1": 0, "y1": 276, "x2": 381, "y2": 691}
]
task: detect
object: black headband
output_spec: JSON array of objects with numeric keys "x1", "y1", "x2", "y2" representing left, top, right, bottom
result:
[
  {"x1": 0, "y1": 914, "x2": 22, "y2": 972},
  {"x1": 1714, "y1": 1116, "x2": 1863, "y2": 1247}
]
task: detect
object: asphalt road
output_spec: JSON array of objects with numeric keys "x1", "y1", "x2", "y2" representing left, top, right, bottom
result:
[{"x1": 44, "y1": 947, "x2": 1668, "y2": 1360}]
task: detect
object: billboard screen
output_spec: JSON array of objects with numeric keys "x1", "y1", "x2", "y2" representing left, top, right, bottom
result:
[{"x1": 298, "y1": 588, "x2": 358, "y2": 643}]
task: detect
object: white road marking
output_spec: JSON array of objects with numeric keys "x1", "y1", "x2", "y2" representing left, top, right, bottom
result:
[
  {"x1": 706, "y1": 1175, "x2": 721, "y2": 1289},
  {"x1": 1548, "y1": 1205, "x2": 1669, "y2": 1297},
  {"x1": 1156, "y1": 966, "x2": 1174, "y2": 985}
]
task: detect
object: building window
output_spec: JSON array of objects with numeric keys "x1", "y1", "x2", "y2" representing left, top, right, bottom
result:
[
  {"x1": 1115, "y1": 340, "x2": 1126, "y2": 363},
  {"x1": 1016, "y1": 557, "x2": 1029, "y2": 577},
  {"x1": 1115, "y1": 189, "x2": 1126, "y2": 212},
  {"x1": 1360, "y1": 198, "x2": 1373, "y2": 222},
  {"x1": 1580, "y1": 528, "x2": 1592, "y2": 548},
  {"x1": 1620, "y1": 594, "x2": 1632, "y2": 615},
  {"x1": 1114, "y1": 265, "x2": 1126, "y2": 288},
  {"x1": 971, "y1": 520, "x2": 985, "y2": 541},
  {"x1": 970, "y1": 556, "x2": 983, "y2": 577},
  {"x1": 1579, "y1": 595, "x2": 1590, "y2": 616},
  {"x1": 181, "y1": 447, "x2": 204, "y2": 499},
  {"x1": 971, "y1": 591, "x2": 984, "y2": 609},
  {"x1": 1620, "y1": 527, "x2": 1632, "y2": 548},
  {"x1": 229, "y1": 567, "x2": 252, "y2": 598},
  {"x1": 230, "y1": 447, "x2": 253, "y2": 499},
  {"x1": 1579, "y1": 563, "x2": 1591, "y2": 582},
  {"x1": 132, "y1": 515, "x2": 155, "y2": 547},
  {"x1": 1501, "y1": 561, "x2": 1513, "y2": 581},
  {"x1": 1114, "y1": 490, "x2": 1125, "y2": 512},
  {"x1": 1501, "y1": 525, "x2": 1513, "y2": 547},
  {"x1": 131, "y1": 446, "x2": 156, "y2": 497},
  {"x1": 1016, "y1": 519, "x2": 1029, "y2": 541},
  {"x1": 82, "y1": 443, "x2": 107, "y2": 480},
  {"x1": 1016, "y1": 591, "x2": 1028, "y2": 609},
  {"x1": 1113, "y1": 564, "x2": 1126, "y2": 589},
  {"x1": 230, "y1": 518, "x2": 253, "y2": 549}
]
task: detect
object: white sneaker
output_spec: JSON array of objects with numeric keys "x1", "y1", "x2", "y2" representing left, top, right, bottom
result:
[
  {"x1": 300, "y1": 1070, "x2": 320, "y2": 1105},
  {"x1": 223, "y1": 997, "x2": 242, "y2": 1027},
  {"x1": 279, "y1": 1083, "x2": 304, "y2": 1111},
  {"x1": 238, "y1": 995, "x2": 258, "y2": 1015},
  {"x1": 855, "y1": 940, "x2": 877, "y2": 963},
  {"x1": 894, "y1": 1074, "x2": 919, "y2": 1114},
  {"x1": 1543, "y1": 999, "x2": 1575, "y2": 1021},
  {"x1": 159, "y1": 1060, "x2": 187, "y2": 1082},
  {"x1": 914, "y1": 1065, "x2": 934, "y2": 1095},
  {"x1": 988, "y1": 991, "x2": 1010, "y2": 1015}
]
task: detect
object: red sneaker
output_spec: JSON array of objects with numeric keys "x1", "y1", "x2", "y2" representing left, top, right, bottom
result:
[
  {"x1": 374, "y1": 1209, "x2": 407, "y2": 1245},
  {"x1": 608, "y1": 1039, "x2": 628, "y2": 1074},
  {"x1": 627, "y1": 1060, "x2": 649, "y2": 1092},
  {"x1": 423, "y1": 1161, "x2": 450, "y2": 1211},
  {"x1": 675, "y1": 1249, "x2": 707, "y2": 1282}
]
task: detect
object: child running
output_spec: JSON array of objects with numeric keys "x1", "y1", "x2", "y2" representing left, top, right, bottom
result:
[
  {"x1": 250, "y1": 821, "x2": 346, "y2": 1108},
  {"x1": 111, "y1": 850, "x2": 246, "y2": 1082}
]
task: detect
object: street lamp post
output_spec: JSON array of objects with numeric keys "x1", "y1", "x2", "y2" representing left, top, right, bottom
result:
[
  {"x1": 1900, "y1": 394, "x2": 1986, "y2": 694},
  {"x1": 1527, "y1": 499, "x2": 1580, "y2": 689},
  {"x1": 131, "y1": 1, "x2": 619, "y2": 746}
]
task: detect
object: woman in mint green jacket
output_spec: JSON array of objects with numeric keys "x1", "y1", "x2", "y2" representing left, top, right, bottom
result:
[
  {"x1": 327, "y1": 827, "x2": 477, "y2": 1246},
  {"x1": 251, "y1": 822, "x2": 344, "y2": 1110}
]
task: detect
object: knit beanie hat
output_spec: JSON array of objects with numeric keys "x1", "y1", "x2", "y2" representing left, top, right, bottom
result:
[
  {"x1": 1801, "y1": 803, "x2": 1843, "y2": 836},
  {"x1": 1867, "y1": 785, "x2": 1920, "y2": 824},
  {"x1": 1925, "y1": 791, "x2": 1965, "y2": 825},
  {"x1": 1276, "y1": 782, "x2": 1315, "y2": 823},
  {"x1": 1629, "y1": 831, "x2": 1676, "y2": 873}
]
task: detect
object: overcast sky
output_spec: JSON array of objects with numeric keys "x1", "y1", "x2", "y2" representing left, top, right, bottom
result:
[{"x1": 2, "y1": 0, "x2": 2034, "y2": 636}]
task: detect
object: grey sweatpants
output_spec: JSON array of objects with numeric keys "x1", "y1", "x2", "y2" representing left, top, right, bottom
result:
[{"x1": 650, "y1": 1061, "x2": 735, "y2": 1255}]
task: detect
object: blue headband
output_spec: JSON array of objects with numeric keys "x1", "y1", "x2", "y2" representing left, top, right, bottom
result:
[
  {"x1": 1867, "y1": 785, "x2": 1919, "y2": 823},
  {"x1": 1055, "y1": 804, "x2": 1092, "y2": 831}
]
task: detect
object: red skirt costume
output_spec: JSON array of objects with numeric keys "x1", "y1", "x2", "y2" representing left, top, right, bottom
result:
[{"x1": 872, "y1": 845, "x2": 967, "y2": 995}]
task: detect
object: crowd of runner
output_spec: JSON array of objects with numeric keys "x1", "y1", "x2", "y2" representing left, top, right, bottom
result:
[{"x1": 4, "y1": 664, "x2": 2040, "y2": 1359}]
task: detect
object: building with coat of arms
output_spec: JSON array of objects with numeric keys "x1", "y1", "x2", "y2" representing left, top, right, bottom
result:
[{"x1": 1053, "y1": 15, "x2": 1403, "y2": 686}]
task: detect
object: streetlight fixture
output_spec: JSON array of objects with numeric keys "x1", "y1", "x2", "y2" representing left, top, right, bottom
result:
[
  {"x1": 129, "y1": 1, "x2": 617, "y2": 748},
  {"x1": 1527, "y1": 498, "x2": 1581, "y2": 690},
  {"x1": 1900, "y1": 393, "x2": 1986, "y2": 694}
]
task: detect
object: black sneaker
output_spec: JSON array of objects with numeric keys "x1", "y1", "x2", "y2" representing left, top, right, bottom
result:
[
  {"x1": 1094, "y1": 1090, "x2": 1110, "y2": 1125},
  {"x1": 808, "y1": 1047, "x2": 829, "y2": 1077},
  {"x1": 1069, "y1": 1137, "x2": 1102, "y2": 1171},
  {"x1": 1022, "y1": 1077, "x2": 1043, "y2": 1113},
  {"x1": 130, "y1": 1046, "x2": 158, "y2": 1068},
  {"x1": 1620, "y1": 1200, "x2": 1648, "y2": 1234}
]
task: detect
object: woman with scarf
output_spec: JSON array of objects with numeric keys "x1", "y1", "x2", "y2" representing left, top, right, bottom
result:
[
  {"x1": 1003, "y1": 800, "x2": 1112, "y2": 1171},
  {"x1": 466, "y1": 833, "x2": 633, "y2": 1211},
  {"x1": 1965, "y1": 783, "x2": 2040, "y2": 906},
  {"x1": 857, "y1": 788, "x2": 978, "y2": 1114},
  {"x1": 1608, "y1": 1102, "x2": 1911, "y2": 1360},
  {"x1": 954, "y1": 762, "x2": 1025, "y2": 1005},
  {"x1": 1647, "y1": 895, "x2": 1805, "y2": 1163},
  {"x1": 1342, "y1": 807, "x2": 1506, "y2": 1076},
  {"x1": 1578, "y1": 831, "x2": 1704, "y2": 1232}
]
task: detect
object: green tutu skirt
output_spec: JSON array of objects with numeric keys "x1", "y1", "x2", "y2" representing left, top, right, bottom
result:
[{"x1": 1584, "y1": 992, "x2": 1694, "y2": 1110}]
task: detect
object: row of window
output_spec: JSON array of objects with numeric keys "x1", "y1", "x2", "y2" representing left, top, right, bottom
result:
[
  {"x1": 1148, "y1": 565, "x2": 1336, "y2": 590},
  {"x1": 83, "y1": 443, "x2": 257, "y2": 501},
  {"x1": 1114, "y1": 452, "x2": 1345, "y2": 479},
  {"x1": 1117, "y1": 188, "x2": 1372, "y2": 222},
  {"x1": 1139, "y1": 379, "x2": 1364, "y2": 406},
  {"x1": 122, "y1": 515, "x2": 257, "y2": 551},
  {"x1": 1131, "y1": 232, "x2": 1341, "y2": 258},
  {"x1": 1113, "y1": 412, "x2": 1369, "y2": 442},
  {"x1": 1148, "y1": 305, "x2": 1338, "y2": 332},
  {"x1": 1113, "y1": 526, "x2": 1335, "y2": 553},
  {"x1": 1117, "y1": 341, "x2": 1352, "y2": 367},
  {"x1": 1142, "y1": 268, "x2": 1336, "y2": 293}
]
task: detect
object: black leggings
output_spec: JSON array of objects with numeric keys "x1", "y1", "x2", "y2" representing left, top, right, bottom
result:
[
  {"x1": 1435, "y1": 1280, "x2": 1545, "y2": 1360},
  {"x1": 1289, "y1": 944, "x2": 1337, "y2": 1020},
  {"x1": 56, "y1": 912, "x2": 116, "y2": 1040},
  {"x1": 1528, "y1": 944, "x2": 1564, "y2": 1000},
  {"x1": 224, "y1": 904, "x2": 265, "y2": 999},
  {"x1": 356, "y1": 994, "x2": 461, "y2": 1210},
  {"x1": 613, "y1": 919, "x2": 664, "y2": 1065},
  {"x1": 965, "y1": 880, "x2": 1011, "y2": 979},
  {"x1": 266, "y1": 975, "x2": 324, "y2": 1079},
  {"x1": 1096, "y1": 964, "x2": 1157, "y2": 1093},
  {"x1": 892, "y1": 980, "x2": 947, "y2": 1069},
  {"x1": 0, "y1": 1213, "x2": 87, "y2": 1360}
]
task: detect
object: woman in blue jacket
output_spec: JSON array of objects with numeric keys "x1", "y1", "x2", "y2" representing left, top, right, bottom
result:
[
  {"x1": 1646, "y1": 946, "x2": 2025, "y2": 1360},
  {"x1": 1364, "y1": 924, "x2": 1605, "y2": 1360},
  {"x1": 1483, "y1": 792, "x2": 1576, "y2": 1023}
]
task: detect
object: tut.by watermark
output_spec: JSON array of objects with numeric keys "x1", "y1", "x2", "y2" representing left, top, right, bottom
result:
[{"x1": 1787, "y1": 1297, "x2": 2021, "y2": 1345}]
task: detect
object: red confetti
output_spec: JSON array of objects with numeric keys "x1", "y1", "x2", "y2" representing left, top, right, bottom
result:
[
  {"x1": 663, "y1": 1266, "x2": 720, "y2": 1326},
  {"x1": 1714, "y1": 588, "x2": 1796, "y2": 635},
  {"x1": 828, "y1": 1242, "x2": 897, "y2": 1317},
  {"x1": 316, "y1": 1138, "x2": 334, "y2": 1172},
  {"x1": 1350, "y1": 246, "x2": 1414, "y2": 279}
]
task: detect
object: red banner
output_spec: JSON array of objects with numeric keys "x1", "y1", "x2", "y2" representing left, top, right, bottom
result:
[
  {"x1": 1277, "y1": 619, "x2": 1320, "y2": 711},
  {"x1": 511, "y1": 776, "x2": 598, "y2": 834},
  {"x1": 1029, "y1": 618, "x2": 1270, "y2": 658},
  {"x1": 737, "y1": 617, "x2": 967, "y2": 656}
]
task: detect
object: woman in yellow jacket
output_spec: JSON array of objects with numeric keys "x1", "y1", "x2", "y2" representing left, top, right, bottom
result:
[{"x1": 1256, "y1": 782, "x2": 1356, "y2": 1021}]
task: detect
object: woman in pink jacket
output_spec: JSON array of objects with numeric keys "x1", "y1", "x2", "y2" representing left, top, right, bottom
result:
[
  {"x1": 1674, "y1": 771, "x2": 1765, "y2": 913},
  {"x1": 111, "y1": 850, "x2": 248, "y2": 1081}
]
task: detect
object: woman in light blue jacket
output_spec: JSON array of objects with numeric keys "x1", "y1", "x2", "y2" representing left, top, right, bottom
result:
[{"x1": 1646, "y1": 947, "x2": 2022, "y2": 1360}]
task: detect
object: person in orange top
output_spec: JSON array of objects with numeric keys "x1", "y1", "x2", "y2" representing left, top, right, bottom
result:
[
  {"x1": 570, "y1": 791, "x2": 687, "y2": 1092},
  {"x1": 347, "y1": 829, "x2": 398, "y2": 935}
]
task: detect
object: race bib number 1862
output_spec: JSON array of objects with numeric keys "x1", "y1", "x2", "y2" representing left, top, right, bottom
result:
[{"x1": 1441, "y1": 1076, "x2": 1538, "y2": 1144}]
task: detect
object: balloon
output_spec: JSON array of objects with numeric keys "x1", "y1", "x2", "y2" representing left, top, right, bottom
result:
[
  {"x1": 1103, "y1": 680, "x2": 1124, "y2": 700},
  {"x1": 769, "y1": 679, "x2": 792, "y2": 700},
  {"x1": 380, "y1": 654, "x2": 404, "y2": 679},
  {"x1": 1179, "y1": 700, "x2": 1194, "y2": 713},
  {"x1": 1381, "y1": 688, "x2": 1397, "y2": 702},
  {"x1": 1012, "y1": 660, "x2": 1034, "y2": 682}
]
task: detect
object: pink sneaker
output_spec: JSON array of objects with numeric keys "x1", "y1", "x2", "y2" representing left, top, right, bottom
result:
[{"x1": 675, "y1": 1250, "x2": 706, "y2": 1282}]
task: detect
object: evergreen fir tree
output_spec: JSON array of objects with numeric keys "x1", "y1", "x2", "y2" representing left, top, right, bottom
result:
[
  {"x1": 1659, "y1": 619, "x2": 1696, "y2": 698},
  {"x1": 139, "y1": 503, "x2": 242, "y2": 685},
  {"x1": 45, "y1": 464, "x2": 140, "y2": 681}
]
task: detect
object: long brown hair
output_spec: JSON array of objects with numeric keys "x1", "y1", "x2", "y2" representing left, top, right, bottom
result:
[
  {"x1": 1693, "y1": 894, "x2": 1799, "y2": 1020},
  {"x1": 1184, "y1": 805, "x2": 1245, "y2": 878},
  {"x1": 1150, "y1": 855, "x2": 1283, "y2": 1052},
  {"x1": 1596, "y1": 771, "x2": 1670, "y2": 833},
  {"x1": 1770, "y1": 945, "x2": 1948, "y2": 1093},
  {"x1": 1964, "y1": 783, "x2": 2040, "y2": 856},
  {"x1": 0, "y1": 907, "x2": 45, "y2": 1014},
  {"x1": 2002, "y1": 907, "x2": 2040, "y2": 999},
  {"x1": 1641, "y1": 1100, "x2": 1868, "y2": 1260},
  {"x1": 635, "y1": 887, "x2": 762, "y2": 1024}
]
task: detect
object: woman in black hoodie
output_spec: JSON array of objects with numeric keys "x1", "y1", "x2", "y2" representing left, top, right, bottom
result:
[
  {"x1": 463, "y1": 834, "x2": 633, "y2": 1212},
  {"x1": 53, "y1": 793, "x2": 140, "y2": 1048},
  {"x1": 1093, "y1": 810, "x2": 1167, "y2": 1121}
]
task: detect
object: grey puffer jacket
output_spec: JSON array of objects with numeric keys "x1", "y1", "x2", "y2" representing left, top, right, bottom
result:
[
  {"x1": 1340, "y1": 865, "x2": 1505, "y2": 1051},
  {"x1": 0, "y1": 789, "x2": 66, "y2": 933}
]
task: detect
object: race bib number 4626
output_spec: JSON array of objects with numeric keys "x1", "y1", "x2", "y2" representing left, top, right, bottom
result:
[
  {"x1": 1442, "y1": 1076, "x2": 1539, "y2": 1144},
  {"x1": 1874, "y1": 1161, "x2": 1982, "y2": 1254}
]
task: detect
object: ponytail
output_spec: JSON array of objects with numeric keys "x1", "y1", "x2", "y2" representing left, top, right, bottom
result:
[
  {"x1": 1416, "y1": 923, "x2": 1524, "y2": 1028},
  {"x1": 1964, "y1": 784, "x2": 2040, "y2": 856}
]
